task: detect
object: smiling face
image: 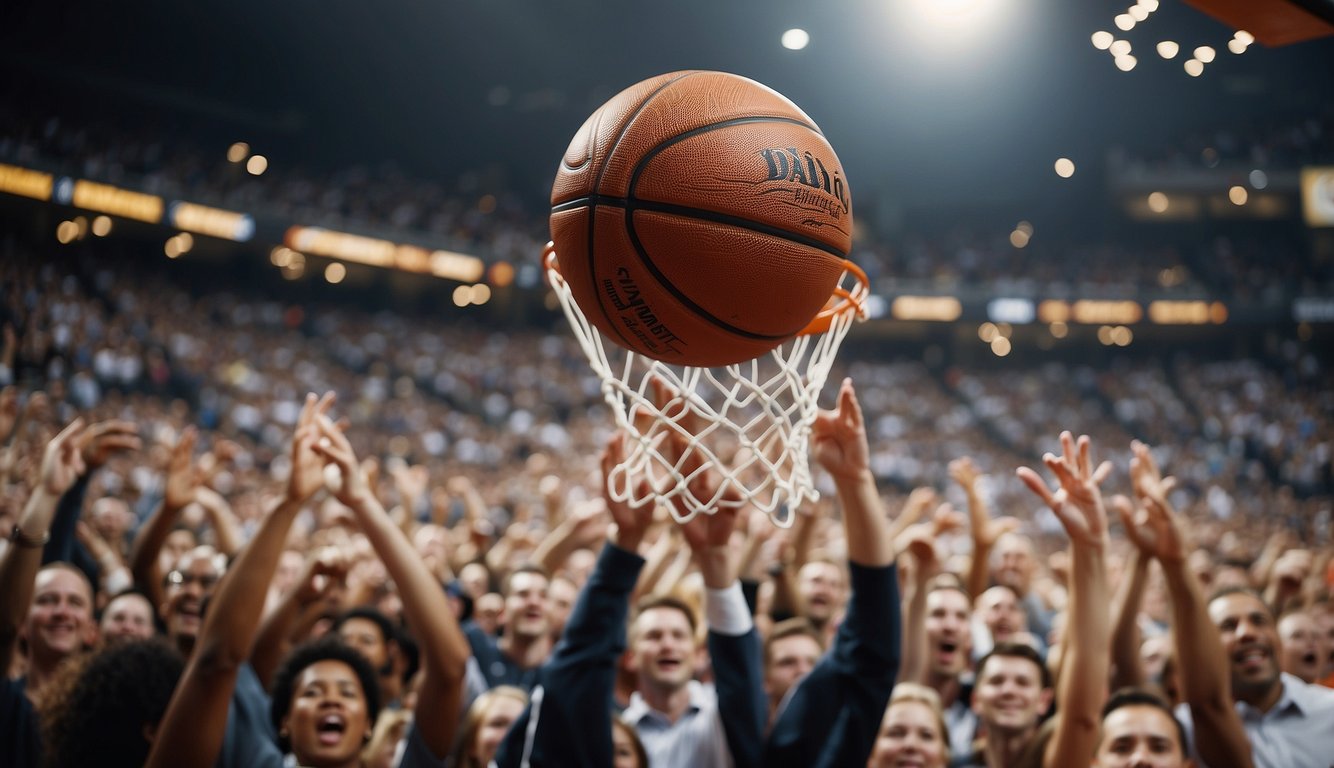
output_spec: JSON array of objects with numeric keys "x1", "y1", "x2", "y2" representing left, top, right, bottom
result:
[
  {"x1": 161, "y1": 548, "x2": 222, "y2": 647},
  {"x1": 971, "y1": 653, "x2": 1051, "y2": 737},
  {"x1": 25, "y1": 566, "x2": 97, "y2": 663},
  {"x1": 503, "y1": 571, "x2": 550, "y2": 642},
  {"x1": 631, "y1": 605, "x2": 697, "y2": 695},
  {"x1": 282, "y1": 659, "x2": 371, "y2": 768},
  {"x1": 867, "y1": 700, "x2": 948, "y2": 768},
  {"x1": 1208, "y1": 592, "x2": 1281, "y2": 705},
  {"x1": 100, "y1": 591, "x2": 156, "y2": 642}
]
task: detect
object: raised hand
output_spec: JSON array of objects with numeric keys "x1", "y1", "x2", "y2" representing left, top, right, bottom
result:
[
  {"x1": 1016, "y1": 431, "x2": 1112, "y2": 549},
  {"x1": 39, "y1": 419, "x2": 88, "y2": 497},
  {"x1": 948, "y1": 456, "x2": 981, "y2": 490},
  {"x1": 812, "y1": 377, "x2": 871, "y2": 482},
  {"x1": 310, "y1": 410, "x2": 373, "y2": 510},
  {"x1": 898, "y1": 487, "x2": 939, "y2": 530},
  {"x1": 602, "y1": 432, "x2": 653, "y2": 552},
  {"x1": 1129, "y1": 440, "x2": 1176, "y2": 510},
  {"x1": 287, "y1": 392, "x2": 335, "y2": 505},
  {"x1": 163, "y1": 427, "x2": 200, "y2": 511},
  {"x1": 391, "y1": 462, "x2": 429, "y2": 510},
  {"x1": 78, "y1": 419, "x2": 142, "y2": 470}
]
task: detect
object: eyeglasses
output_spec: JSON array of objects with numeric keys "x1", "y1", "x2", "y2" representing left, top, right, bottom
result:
[{"x1": 166, "y1": 570, "x2": 220, "y2": 589}]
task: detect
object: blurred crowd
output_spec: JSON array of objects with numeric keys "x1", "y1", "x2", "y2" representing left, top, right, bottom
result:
[
  {"x1": 4, "y1": 111, "x2": 1333, "y2": 303},
  {"x1": 3, "y1": 92, "x2": 1334, "y2": 767},
  {"x1": 1109, "y1": 104, "x2": 1334, "y2": 173}
]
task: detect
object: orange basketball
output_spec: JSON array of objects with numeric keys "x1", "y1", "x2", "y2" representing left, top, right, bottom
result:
[{"x1": 550, "y1": 71, "x2": 854, "y2": 368}]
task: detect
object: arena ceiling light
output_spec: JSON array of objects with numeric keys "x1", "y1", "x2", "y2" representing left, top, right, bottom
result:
[
  {"x1": 780, "y1": 28, "x2": 809, "y2": 50},
  {"x1": 903, "y1": 0, "x2": 1008, "y2": 46}
]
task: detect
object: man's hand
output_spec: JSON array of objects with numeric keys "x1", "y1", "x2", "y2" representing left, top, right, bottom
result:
[
  {"x1": 948, "y1": 456, "x2": 981, "y2": 491},
  {"x1": 39, "y1": 419, "x2": 87, "y2": 498},
  {"x1": 287, "y1": 393, "x2": 336, "y2": 505},
  {"x1": 79, "y1": 419, "x2": 142, "y2": 471},
  {"x1": 310, "y1": 409, "x2": 375, "y2": 512},
  {"x1": 811, "y1": 378, "x2": 871, "y2": 483},
  {"x1": 1016, "y1": 431, "x2": 1111, "y2": 549},
  {"x1": 602, "y1": 432, "x2": 653, "y2": 553},
  {"x1": 163, "y1": 427, "x2": 200, "y2": 511},
  {"x1": 1117, "y1": 441, "x2": 1188, "y2": 564}
]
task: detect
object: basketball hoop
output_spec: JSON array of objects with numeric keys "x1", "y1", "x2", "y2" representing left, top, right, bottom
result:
[{"x1": 544, "y1": 242, "x2": 868, "y2": 527}]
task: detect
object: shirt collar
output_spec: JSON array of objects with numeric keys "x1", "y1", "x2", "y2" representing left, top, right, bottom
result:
[{"x1": 624, "y1": 680, "x2": 707, "y2": 724}]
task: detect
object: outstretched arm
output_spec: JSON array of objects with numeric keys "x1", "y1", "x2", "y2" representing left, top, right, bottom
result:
[
  {"x1": 1122, "y1": 441, "x2": 1252, "y2": 768},
  {"x1": 313, "y1": 413, "x2": 471, "y2": 759},
  {"x1": 250, "y1": 547, "x2": 348, "y2": 689},
  {"x1": 1108, "y1": 497, "x2": 1151, "y2": 692},
  {"x1": 146, "y1": 394, "x2": 332, "y2": 768},
  {"x1": 1016, "y1": 431, "x2": 1111, "y2": 768},
  {"x1": 954, "y1": 457, "x2": 1020, "y2": 603},
  {"x1": 0, "y1": 420, "x2": 86, "y2": 667},
  {"x1": 496, "y1": 432, "x2": 654, "y2": 768},
  {"x1": 129, "y1": 428, "x2": 199, "y2": 607},
  {"x1": 813, "y1": 379, "x2": 892, "y2": 568},
  {"x1": 764, "y1": 378, "x2": 902, "y2": 768}
]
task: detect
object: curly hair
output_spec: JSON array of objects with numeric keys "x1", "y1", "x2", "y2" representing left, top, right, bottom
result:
[
  {"x1": 269, "y1": 637, "x2": 382, "y2": 751},
  {"x1": 40, "y1": 637, "x2": 185, "y2": 768}
]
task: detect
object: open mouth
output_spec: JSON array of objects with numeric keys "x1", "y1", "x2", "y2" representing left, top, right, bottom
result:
[
  {"x1": 656, "y1": 657, "x2": 683, "y2": 673},
  {"x1": 316, "y1": 715, "x2": 347, "y2": 746},
  {"x1": 1233, "y1": 647, "x2": 1269, "y2": 672}
]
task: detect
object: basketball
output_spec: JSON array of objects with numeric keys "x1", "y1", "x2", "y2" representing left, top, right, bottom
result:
[{"x1": 549, "y1": 70, "x2": 854, "y2": 368}]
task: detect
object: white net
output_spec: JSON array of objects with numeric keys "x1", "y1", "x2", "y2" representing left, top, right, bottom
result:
[{"x1": 544, "y1": 244, "x2": 868, "y2": 527}]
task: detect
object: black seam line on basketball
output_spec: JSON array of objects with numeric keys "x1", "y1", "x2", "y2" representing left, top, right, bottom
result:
[
  {"x1": 551, "y1": 197, "x2": 593, "y2": 213},
  {"x1": 586, "y1": 71, "x2": 702, "y2": 352},
  {"x1": 555, "y1": 194, "x2": 845, "y2": 259},
  {"x1": 622, "y1": 212, "x2": 793, "y2": 342},
  {"x1": 627, "y1": 198, "x2": 846, "y2": 259}
]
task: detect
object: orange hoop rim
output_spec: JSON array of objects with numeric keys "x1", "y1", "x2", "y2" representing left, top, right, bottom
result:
[{"x1": 542, "y1": 240, "x2": 868, "y2": 337}]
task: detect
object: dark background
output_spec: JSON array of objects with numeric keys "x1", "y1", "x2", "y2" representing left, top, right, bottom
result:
[{"x1": 4, "y1": 0, "x2": 1331, "y2": 225}]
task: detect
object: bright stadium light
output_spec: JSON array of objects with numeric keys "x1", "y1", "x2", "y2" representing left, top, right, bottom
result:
[
  {"x1": 1157, "y1": 41, "x2": 1179, "y2": 59},
  {"x1": 781, "y1": 29, "x2": 810, "y2": 50},
  {"x1": 903, "y1": 0, "x2": 1009, "y2": 48},
  {"x1": 1091, "y1": 31, "x2": 1114, "y2": 50}
]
